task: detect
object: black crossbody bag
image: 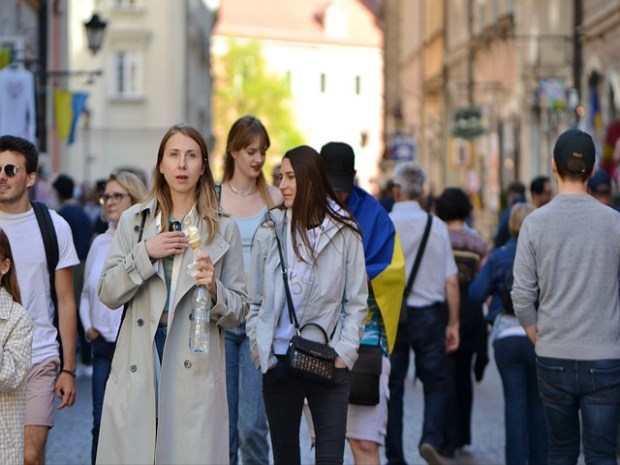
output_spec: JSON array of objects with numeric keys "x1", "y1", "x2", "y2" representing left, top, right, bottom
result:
[{"x1": 272, "y1": 221, "x2": 337, "y2": 384}]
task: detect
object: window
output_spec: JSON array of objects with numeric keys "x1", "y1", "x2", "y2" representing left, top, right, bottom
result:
[
  {"x1": 355, "y1": 75, "x2": 361, "y2": 95},
  {"x1": 320, "y1": 73, "x2": 326, "y2": 93},
  {"x1": 114, "y1": 0, "x2": 137, "y2": 7},
  {"x1": 114, "y1": 51, "x2": 142, "y2": 98}
]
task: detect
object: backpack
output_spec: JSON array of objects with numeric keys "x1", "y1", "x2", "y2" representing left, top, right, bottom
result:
[{"x1": 31, "y1": 201, "x2": 63, "y2": 364}]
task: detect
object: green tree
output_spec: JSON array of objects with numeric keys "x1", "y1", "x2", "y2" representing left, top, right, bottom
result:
[{"x1": 212, "y1": 39, "x2": 304, "y2": 176}]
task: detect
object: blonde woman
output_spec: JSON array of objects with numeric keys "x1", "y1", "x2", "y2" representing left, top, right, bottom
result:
[
  {"x1": 96, "y1": 125, "x2": 248, "y2": 464},
  {"x1": 78, "y1": 170, "x2": 147, "y2": 464}
]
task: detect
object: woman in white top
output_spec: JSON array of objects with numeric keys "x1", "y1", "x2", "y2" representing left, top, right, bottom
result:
[
  {"x1": 247, "y1": 145, "x2": 368, "y2": 465},
  {"x1": 220, "y1": 115, "x2": 282, "y2": 465},
  {"x1": 79, "y1": 170, "x2": 147, "y2": 464}
]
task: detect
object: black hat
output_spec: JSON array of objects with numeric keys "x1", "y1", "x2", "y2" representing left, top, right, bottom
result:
[
  {"x1": 587, "y1": 169, "x2": 612, "y2": 194},
  {"x1": 320, "y1": 142, "x2": 355, "y2": 192},
  {"x1": 553, "y1": 129, "x2": 595, "y2": 174}
]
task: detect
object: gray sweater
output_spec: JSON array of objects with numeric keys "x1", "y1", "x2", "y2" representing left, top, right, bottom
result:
[{"x1": 512, "y1": 194, "x2": 620, "y2": 360}]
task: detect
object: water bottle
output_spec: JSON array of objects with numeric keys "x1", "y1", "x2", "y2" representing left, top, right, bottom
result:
[{"x1": 189, "y1": 284, "x2": 210, "y2": 352}]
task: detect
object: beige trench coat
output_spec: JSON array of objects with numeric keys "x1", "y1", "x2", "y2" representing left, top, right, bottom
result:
[{"x1": 96, "y1": 201, "x2": 248, "y2": 465}]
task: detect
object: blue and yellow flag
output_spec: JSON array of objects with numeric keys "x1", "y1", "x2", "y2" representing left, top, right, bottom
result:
[{"x1": 347, "y1": 185, "x2": 406, "y2": 353}]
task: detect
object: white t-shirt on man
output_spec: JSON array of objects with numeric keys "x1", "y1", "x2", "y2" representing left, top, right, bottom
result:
[{"x1": 0, "y1": 207, "x2": 79, "y2": 364}]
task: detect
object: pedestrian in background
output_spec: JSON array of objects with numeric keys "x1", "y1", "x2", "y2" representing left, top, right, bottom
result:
[
  {"x1": 529, "y1": 175, "x2": 552, "y2": 208},
  {"x1": 469, "y1": 203, "x2": 548, "y2": 465},
  {"x1": 247, "y1": 145, "x2": 368, "y2": 465},
  {"x1": 0, "y1": 135, "x2": 79, "y2": 465},
  {"x1": 493, "y1": 181, "x2": 526, "y2": 249},
  {"x1": 319, "y1": 142, "x2": 405, "y2": 465},
  {"x1": 0, "y1": 228, "x2": 33, "y2": 465},
  {"x1": 53, "y1": 173, "x2": 94, "y2": 374},
  {"x1": 96, "y1": 124, "x2": 248, "y2": 465},
  {"x1": 78, "y1": 170, "x2": 147, "y2": 464},
  {"x1": 386, "y1": 162, "x2": 460, "y2": 465},
  {"x1": 434, "y1": 187, "x2": 488, "y2": 456},
  {"x1": 512, "y1": 129, "x2": 620, "y2": 464},
  {"x1": 219, "y1": 115, "x2": 281, "y2": 465}
]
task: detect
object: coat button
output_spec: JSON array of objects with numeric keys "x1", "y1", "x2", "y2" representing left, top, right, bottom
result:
[
  {"x1": 137, "y1": 319, "x2": 144, "y2": 326},
  {"x1": 184, "y1": 360, "x2": 192, "y2": 368},
  {"x1": 130, "y1": 365, "x2": 137, "y2": 372}
]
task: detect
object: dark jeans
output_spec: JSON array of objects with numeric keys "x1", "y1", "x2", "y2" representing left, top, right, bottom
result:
[
  {"x1": 536, "y1": 356, "x2": 620, "y2": 465},
  {"x1": 494, "y1": 336, "x2": 548, "y2": 465},
  {"x1": 386, "y1": 303, "x2": 448, "y2": 465},
  {"x1": 445, "y1": 349, "x2": 474, "y2": 450},
  {"x1": 262, "y1": 357, "x2": 350, "y2": 465},
  {"x1": 225, "y1": 326, "x2": 269, "y2": 465},
  {"x1": 90, "y1": 336, "x2": 116, "y2": 465}
]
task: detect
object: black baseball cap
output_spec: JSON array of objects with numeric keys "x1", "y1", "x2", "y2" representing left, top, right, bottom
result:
[
  {"x1": 553, "y1": 129, "x2": 595, "y2": 174},
  {"x1": 320, "y1": 142, "x2": 355, "y2": 192}
]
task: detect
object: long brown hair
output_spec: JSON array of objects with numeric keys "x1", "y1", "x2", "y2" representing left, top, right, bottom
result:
[
  {"x1": 283, "y1": 145, "x2": 360, "y2": 262},
  {"x1": 0, "y1": 229, "x2": 21, "y2": 304},
  {"x1": 223, "y1": 115, "x2": 275, "y2": 208},
  {"x1": 145, "y1": 124, "x2": 220, "y2": 243}
]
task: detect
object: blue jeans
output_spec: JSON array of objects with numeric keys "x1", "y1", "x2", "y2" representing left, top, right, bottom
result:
[
  {"x1": 537, "y1": 356, "x2": 620, "y2": 465},
  {"x1": 90, "y1": 336, "x2": 116, "y2": 465},
  {"x1": 386, "y1": 303, "x2": 448, "y2": 465},
  {"x1": 263, "y1": 357, "x2": 349, "y2": 465},
  {"x1": 494, "y1": 336, "x2": 548, "y2": 465},
  {"x1": 225, "y1": 325, "x2": 269, "y2": 465}
]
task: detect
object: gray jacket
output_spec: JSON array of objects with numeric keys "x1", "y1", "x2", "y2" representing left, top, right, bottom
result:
[{"x1": 246, "y1": 208, "x2": 368, "y2": 372}]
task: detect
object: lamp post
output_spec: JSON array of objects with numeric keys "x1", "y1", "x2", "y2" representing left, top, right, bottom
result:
[{"x1": 84, "y1": 13, "x2": 108, "y2": 55}]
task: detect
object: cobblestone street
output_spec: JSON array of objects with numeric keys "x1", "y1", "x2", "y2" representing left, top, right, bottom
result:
[{"x1": 46, "y1": 348, "x2": 510, "y2": 465}]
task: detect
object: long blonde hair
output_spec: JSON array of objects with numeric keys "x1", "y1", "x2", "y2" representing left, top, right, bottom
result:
[{"x1": 145, "y1": 124, "x2": 220, "y2": 243}]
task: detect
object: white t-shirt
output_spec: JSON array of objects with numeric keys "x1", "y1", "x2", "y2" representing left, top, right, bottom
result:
[
  {"x1": 79, "y1": 228, "x2": 122, "y2": 343},
  {"x1": 0, "y1": 207, "x2": 79, "y2": 364}
]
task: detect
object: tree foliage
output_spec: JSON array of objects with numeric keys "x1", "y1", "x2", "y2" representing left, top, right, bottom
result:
[{"x1": 212, "y1": 39, "x2": 304, "y2": 176}]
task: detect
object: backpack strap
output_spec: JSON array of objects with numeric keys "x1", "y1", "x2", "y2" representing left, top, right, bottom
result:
[{"x1": 31, "y1": 201, "x2": 62, "y2": 364}]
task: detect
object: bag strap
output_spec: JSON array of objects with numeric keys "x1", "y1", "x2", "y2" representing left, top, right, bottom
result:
[
  {"x1": 271, "y1": 214, "x2": 336, "y2": 340},
  {"x1": 31, "y1": 201, "x2": 63, "y2": 365},
  {"x1": 272, "y1": 220, "x2": 299, "y2": 330},
  {"x1": 403, "y1": 213, "x2": 432, "y2": 299}
]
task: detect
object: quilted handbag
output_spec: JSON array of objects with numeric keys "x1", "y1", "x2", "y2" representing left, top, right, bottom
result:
[{"x1": 287, "y1": 322, "x2": 337, "y2": 384}]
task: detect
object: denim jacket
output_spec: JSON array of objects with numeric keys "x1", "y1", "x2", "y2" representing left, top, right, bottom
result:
[{"x1": 469, "y1": 237, "x2": 517, "y2": 324}]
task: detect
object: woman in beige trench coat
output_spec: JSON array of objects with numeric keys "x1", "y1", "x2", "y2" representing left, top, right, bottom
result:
[{"x1": 96, "y1": 124, "x2": 249, "y2": 465}]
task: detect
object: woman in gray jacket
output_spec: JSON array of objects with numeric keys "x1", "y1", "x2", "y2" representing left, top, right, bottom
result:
[
  {"x1": 96, "y1": 124, "x2": 248, "y2": 465},
  {"x1": 247, "y1": 145, "x2": 368, "y2": 465}
]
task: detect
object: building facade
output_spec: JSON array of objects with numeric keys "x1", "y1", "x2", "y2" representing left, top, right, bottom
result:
[
  {"x1": 67, "y1": 0, "x2": 218, "y2": 185},
  {"x1": 383, "y1": 0, "x2": 620, "y2": 218},
  {"x1": 212, "y1": 0, "x2": 384, "y2": 192}
]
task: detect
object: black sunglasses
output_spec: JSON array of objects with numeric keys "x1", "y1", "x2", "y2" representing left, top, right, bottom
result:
[
  {"x1": 169, "y1": 221, "x2": 183, "y2": 232},
  {"x1": 0, "y1": 164, "x2": 20, "y2": 177}
]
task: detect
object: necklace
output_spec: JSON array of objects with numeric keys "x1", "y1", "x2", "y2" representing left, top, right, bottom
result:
[{"x1": 229, "y1": 182, "x2": 256, "y2": 198}]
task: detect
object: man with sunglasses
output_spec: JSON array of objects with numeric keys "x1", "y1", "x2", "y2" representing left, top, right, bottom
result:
[{"x1": 0, "y1": 135, "x2": 79, "y2": 465}]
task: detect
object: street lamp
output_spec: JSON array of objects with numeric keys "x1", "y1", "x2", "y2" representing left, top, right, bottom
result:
[{"x1": 84, "y1": 13, "x2": 108, "y2": 55}]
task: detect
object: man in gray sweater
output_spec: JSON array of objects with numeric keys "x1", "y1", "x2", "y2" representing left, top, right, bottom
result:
[{"x1": 512, "y1": 128, "x2": 620, "y2": 464}]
